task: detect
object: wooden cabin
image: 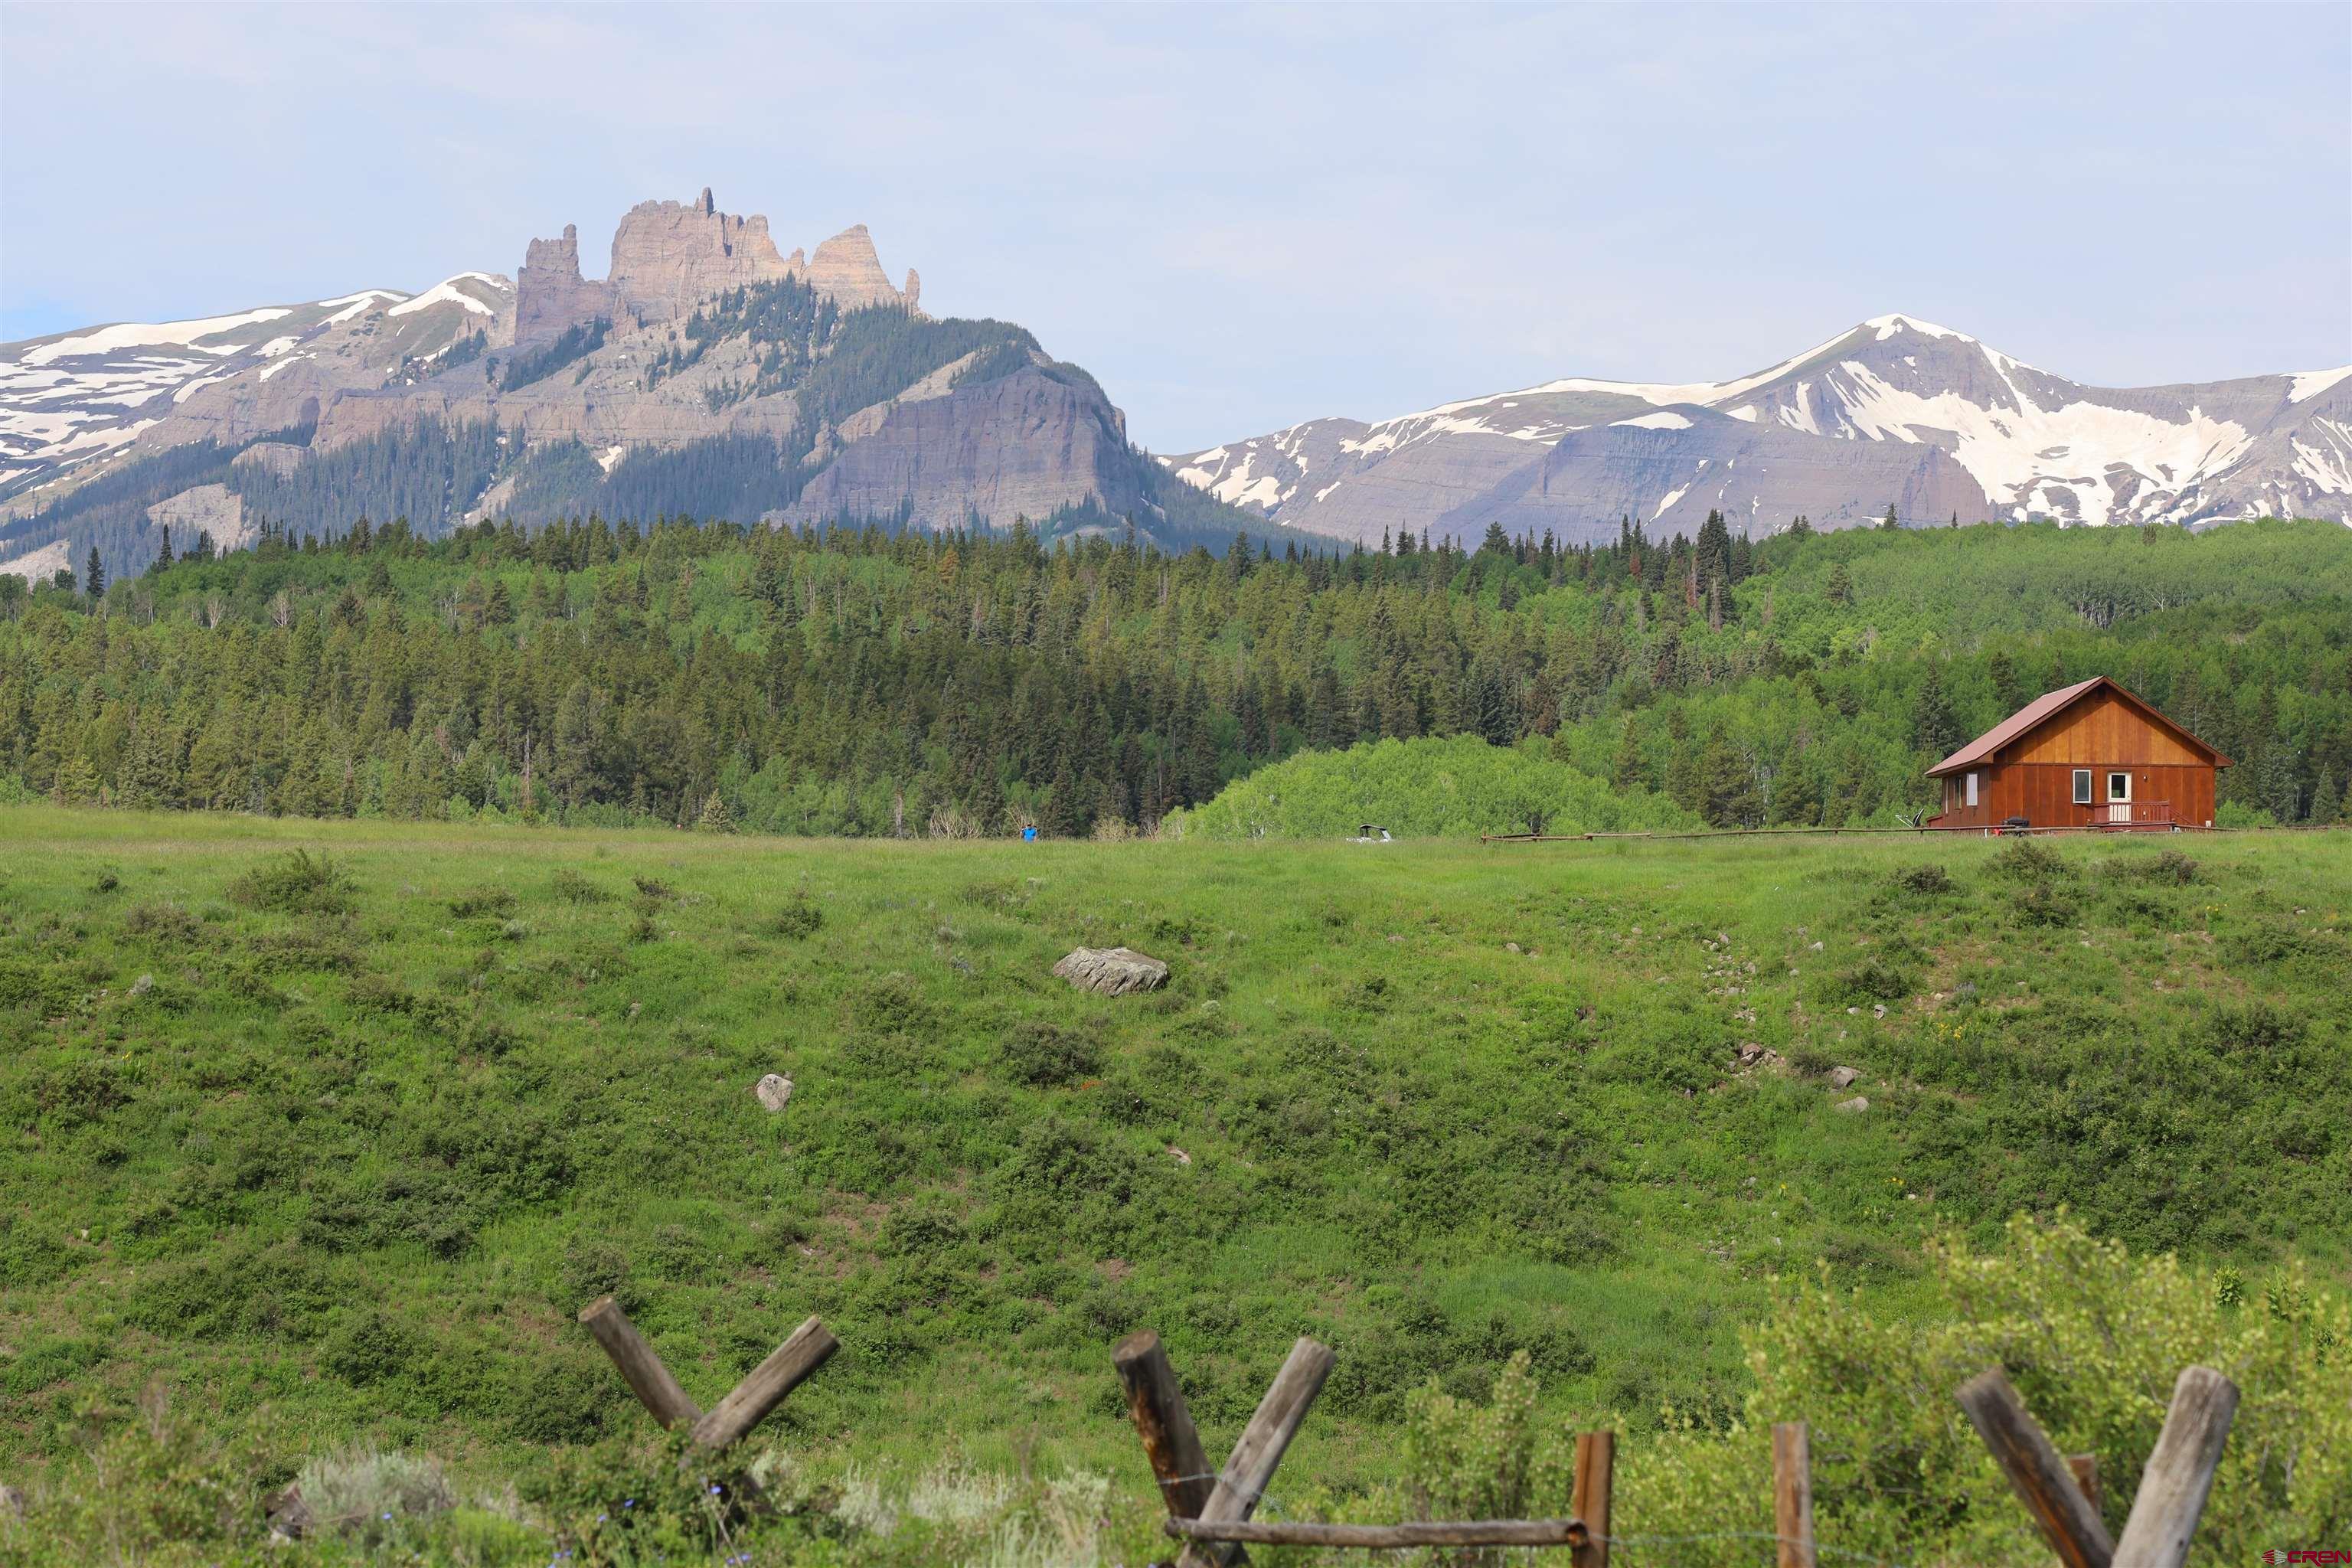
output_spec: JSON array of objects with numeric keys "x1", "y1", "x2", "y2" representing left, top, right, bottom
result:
[{"x1": 1926, "y1": 677, "x2": 2229, "y2": 831}]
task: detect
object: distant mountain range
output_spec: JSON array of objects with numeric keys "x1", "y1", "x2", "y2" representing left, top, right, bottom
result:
[
  {"x1": 1165, "y1": 315, "x2": 2352, "y2": 544},
  {"x1": 0, "y1": 188, "x2": 1245, "y2": 582},
  {"x1": 6, "y1": 201, "x2": 2347, "y2": 588}
]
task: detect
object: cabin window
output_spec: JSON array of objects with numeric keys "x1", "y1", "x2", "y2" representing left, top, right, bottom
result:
[
  {"x1": 2108, "y1": 772, "x2": 2132, "y2": 802},
  {"x1": 2073, "y1": 769, "x2": 2092, "y2": 804},
  {"x1": 1965, "y1": 773, "x2": 1978, "y2": 808}
]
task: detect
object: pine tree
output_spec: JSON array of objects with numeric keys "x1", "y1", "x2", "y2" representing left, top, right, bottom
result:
[
  {"x1": 1880, "y1": 503, "x2": 1900, "y2": 531},
  {"x1": 2308, "y1": 766, "x2": 2341, "y2": 825},
  {"x1": 695, "y1": 789, "x2": 734, "y2": 833},
  {"x1": 84, "y1": 545, "x2": 105, "y2": 602},
  {"x1": 1912, "y1": 663, "x2": 1958, "y2": 756},
  {"x1": 1699, "y1": 730, "x2": 1763, "y2": 827}
]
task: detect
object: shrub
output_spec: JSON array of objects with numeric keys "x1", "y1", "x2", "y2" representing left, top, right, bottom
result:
[
  {"x1": 551, "y1": 868, "x2": 613, "y2": 903},
  {"x1": 773, "y1": 893, "x2": 824, "y2": 939},
  {"x1": 1615, "y1": 1214, "x2": 2352, "y2": 1563},
  {"x1": 995, "y1": 1020, "x2": 1102, "y2": 1087},
  {"x1": 1817, "y1": 958, "x2": 1915, "y2": 1007},
  {"x1": 630, "y1": 874, "x2": 675, "y2": 901},
  {"x1": 1990, "y1": 835, "x2": 2069, "y2": 882},
  {"x1": 1400, "y1": 1351, "x2": 1572, "y2": 1557},
  {"x1": 448, "y1": 887, "x2": 517, "y2": 919},
  {"x1": 321, "y1": 1308, "x2": 423, "y2": 1387},
  {"x1": 228, "y1": 850, "x2": 355, "y2": 914},
  {"x1": 2014, "y1": 880, "x2": 2082, "y2": 928},
  {"x1": 1891, "y1": 864, "x2": 1952, "y2": 895},
  {"x1": 47, "y1": 1387, "x2": 261, "y2": 1553},
  {"x1": 296, "y1": 1447, "x2": 454, "y2": 1543},
  {"x1": 122, "y1": 900, "x2": 202, "y2": 944}
]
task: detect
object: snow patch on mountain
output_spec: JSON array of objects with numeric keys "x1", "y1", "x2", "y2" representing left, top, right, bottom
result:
[
  {"x1": 2290, "y1": 366, "x2": 2352, "y2": 403},
  {"x1": 387, "y1": 275, "x2": 508, "y2": 318},
  {"x1": 21, "y1": 309, "x2": 293, "y2": 366},
  {"x1": 1817, "y1": 360, "x2": 2255, "y2": 525}
]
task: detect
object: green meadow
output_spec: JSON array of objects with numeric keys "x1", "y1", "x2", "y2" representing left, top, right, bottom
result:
[{"x1": 2, "y1": 808, "x2": 2347, "y2": 1563}]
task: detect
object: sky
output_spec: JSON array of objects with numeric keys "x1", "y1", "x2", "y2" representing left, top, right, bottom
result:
[{"x1": 3, "y1": 2, "x2": 2348, "y2": 452}]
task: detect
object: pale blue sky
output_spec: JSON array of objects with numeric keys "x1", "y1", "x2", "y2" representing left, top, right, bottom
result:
[{"x1": 4, "y1": 2, "x2": 2347, "y2": 450}]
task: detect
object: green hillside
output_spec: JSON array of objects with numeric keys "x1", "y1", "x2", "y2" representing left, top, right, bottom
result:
[{"x1": 1, "y1": 810, "x2": 2347, "y2": 1562}]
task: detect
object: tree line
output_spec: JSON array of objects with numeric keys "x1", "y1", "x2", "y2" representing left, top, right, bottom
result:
[{"x1": 2, "y1": 508, "x2": 2346, "y2": 835}]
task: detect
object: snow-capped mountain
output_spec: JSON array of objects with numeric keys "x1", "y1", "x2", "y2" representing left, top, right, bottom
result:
[
  {"x1": 1168, "y1": 315, "x2": 2352, "y2": 544},
  {"x1": 1, "y1": 276, "x2": 513, "y2": 499}
]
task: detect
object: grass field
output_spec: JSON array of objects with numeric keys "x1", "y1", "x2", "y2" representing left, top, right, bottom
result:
[{"x1": 2, "y1": 808, "x2": 2347, "y2": 1563}]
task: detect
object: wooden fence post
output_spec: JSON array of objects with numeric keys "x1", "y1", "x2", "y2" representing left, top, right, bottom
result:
[
  {"x1": 580, "y1": 1296, "x2": 702, "y2": 1428},
  {"x1": 688, "y1": 1315, "x2": 838, "y2": 1449},
  {"x1": 2066, "y1": 1454, "x2": 2100, "y2": 1516},
  {"x1": 2112, "y1": 1367, "x2": 2238, "y2": 1568},
  {"x1": 579, "y1": 1293, "x2": 837, "y2": 1515},
  {"x1": 1176, "y1": 1337, "x2": 1336, "y2": 1568},
  {"x1": 1955, "y1": 1367, "x2": 2114, "y2": 1568},
  {"x1": 1570, "y1": 1430, "x2": 1613, "y2": 1568},
  {"x1": 1112, "y1": 1331, "x2": 1218, "y2": 1526},
  {"x1": 1771, "y1": 1422, "x2": 1816, "y2": 1568}
]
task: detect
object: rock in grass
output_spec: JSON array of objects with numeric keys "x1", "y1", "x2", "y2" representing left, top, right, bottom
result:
[
  {"x1": 263, "y1": 1482, "x2": 309, "y2": 1540},
  {"x1": 754, "y1": 1073, "x2": 795, "y2": 1112},
  {"x1": 1828, "y1": 1066, "x2": 1860, "y2": 1089},
  {"x1": 129, "y1": 974, "x2": 154, "y2": 998},
  {"x1": 1834, "y1": 1095, "x2": 1870, "y2": 1114},
  {"x1": 1051, "y1": 946, "x2": 1169, "y2": 996}
]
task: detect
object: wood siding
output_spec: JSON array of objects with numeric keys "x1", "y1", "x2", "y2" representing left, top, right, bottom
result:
[
  {"x1": 2010, "y1": 691, "x2": 2208, "y2": 767},
  {"x1": 1929, "y1": 691, "x2": 2220, "y2": 830}
]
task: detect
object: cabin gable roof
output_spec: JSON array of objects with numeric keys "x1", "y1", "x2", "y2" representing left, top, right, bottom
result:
[{"x1": 1926, "y1": 676, "x2": 2230, "y2": 776}]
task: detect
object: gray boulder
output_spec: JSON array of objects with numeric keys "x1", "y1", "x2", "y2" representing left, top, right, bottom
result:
[
  {"x1": 1834, "y1": 1096, "x2": 1870, "y2": 1114},
  {"x1": 1828, "y1": 1066, "x2": 1860, "y2": 1089},
  {"x1": 1051, "y1": 946, "x2": 1169, "y2": 996},
  {"x1": 753, "y1": 1073, "x2": 795, "y2": 1112}
]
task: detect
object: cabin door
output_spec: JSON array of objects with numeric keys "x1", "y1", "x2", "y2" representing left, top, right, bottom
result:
[{"x1": 2106, "y1": 770, "x2": 2132, "y2": 825}]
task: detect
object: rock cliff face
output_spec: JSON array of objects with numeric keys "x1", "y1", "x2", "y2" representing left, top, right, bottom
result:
[
  {"x1": 606, "y1": 188, "x2": 795, "y2": 323},
  {"x1": 781, "y1": 367, "x2": 1140, "y2": 530}
]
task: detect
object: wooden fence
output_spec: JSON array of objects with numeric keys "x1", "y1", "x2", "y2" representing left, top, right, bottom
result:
[{"x1": 578, "y1": 1298, "x2": 2239, "y2": 1566}]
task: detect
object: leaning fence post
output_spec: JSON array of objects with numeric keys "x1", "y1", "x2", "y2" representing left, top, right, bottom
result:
[
  {"x1": 1112, "y1": 1331, "x2": 1218, "y2": 1525},
  {"x1": 1570, "y1": 1429, "x2": 1614, "y2": 1568},
  {"x1": 1771, "y1": 1422, "x2": 1816, "y2": 1568},
  {"x1": 688, "y1": 1315, "x2": 838, "y2": 1449},
  {"x1": 1954, "y1": 1366, "x2": 2114, "y2": 1568},
  {"x1": 2066, "y1": 1454, "x2": 2100, "y2": 1516},
  {"x1": 2111, "y1": 1367, "x2": 2238, "y2": 1568},
  {"x1": 580, "y1": 1296, "x2": 703, "y2": 1427},
  {"x1": 1176, "y1": 1337, "x2": 1336, "y2": 1568}
]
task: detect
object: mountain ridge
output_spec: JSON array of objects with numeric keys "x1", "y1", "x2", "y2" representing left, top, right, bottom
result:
[
  {"x1": 1167, "y1": 313, "x2": 2352, "y2": 543},
  {"x1": 1, "y1": 188, "x2": 1253, "y2": 582}
]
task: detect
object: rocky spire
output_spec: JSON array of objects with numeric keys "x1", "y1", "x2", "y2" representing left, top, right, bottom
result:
[
  {"x1": 516, "y1": 222, "x2": 616, "y2": 345},
  {"x1": 805, "y1": 224, "x2": 905, "y2": 310},
  {"x1": 516, "y1": 191, "x2": 919, "y2": 335}
]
